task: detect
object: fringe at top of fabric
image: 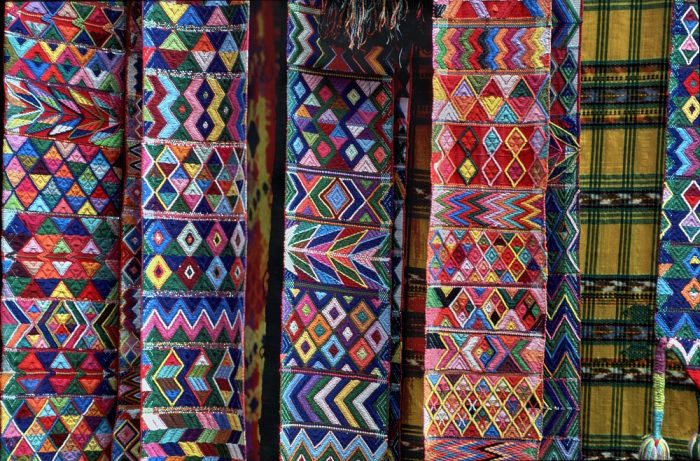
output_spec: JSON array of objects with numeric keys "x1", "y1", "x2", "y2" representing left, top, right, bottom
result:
[{"x1": 319, "y1": 0, "x2": 416, "y2": 49}]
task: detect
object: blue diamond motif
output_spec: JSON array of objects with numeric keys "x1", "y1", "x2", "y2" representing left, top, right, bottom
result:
[{"x1": 324, "y1": 181, "x2": 350, "y2": 214}]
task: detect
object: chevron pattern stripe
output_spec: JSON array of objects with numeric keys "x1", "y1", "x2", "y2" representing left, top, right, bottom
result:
[
  {"x1": 281, "y1": 1, "x2": 408, "y2": 459},
  {"x1": 426, "y1": 0, "x2": 552, "y2": 458},
  {"x1": 113, "y1": 3, "x2": 144, "y2": 460},
  {"x1": 431, "y1": 189, "x2": 545, "y2": 229},
  {"x1": 656, "y1": 0, "x2": 700, "y2": 386},
  {"x1": 540, "y1": 0, "x2": 582, "y2": 458},
  {"x1": 286, "y1": 4, "x2": 396, "y2": 77},
  {"x1": 140, "y1": 1, "x2": 248, "y2": 459},
  {"x1": 1, "y1": 2, "x2": 126, "y2": 459}
]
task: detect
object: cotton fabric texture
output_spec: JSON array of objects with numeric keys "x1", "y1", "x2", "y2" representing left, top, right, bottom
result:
[{"x1": 1, "y1": 1, "x2": 699, "y2": 460}]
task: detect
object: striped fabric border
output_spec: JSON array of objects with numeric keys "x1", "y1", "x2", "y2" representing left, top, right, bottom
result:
[
  {"x1": 655, "y1": 0, "x2": 700, "y2": 389},
  {"x1": 400, "y1": 22, "x2": 433, "y2": 460},
  {"x1": 425, "y1": 0, "x2": 552, "y2": 457},
  {"x1": 140, "y1": 1, "x2": 249, "y2": 458}
]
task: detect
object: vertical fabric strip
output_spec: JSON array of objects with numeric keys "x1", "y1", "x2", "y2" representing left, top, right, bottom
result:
[
  {"x1": 578, "y1": 0, "x2": 678, "y2": 456},
  {"x1": 280, "y1": 0, "x2": 400, "y2": 458},
  {"x1": 244, "y1": 1, "x2": 286, "y2": 458},
  {"x1": 140, "y1": 1, "x2": 249, "y2": 459},
  {"x1": 655, "y1": 0, "x2": 700, "y2": 391},
  {"x1": 400, "y1": 27, "x2": 433, "y2": 459},
  {"x1": 540, "y1": 0, "x2": 583, "y2": 458},
  {"x1": 1, "y1": 2, "x2": 126, "y2": 458},
  {"x1": 425, "y1": 0, "x2": 552, "y2": 458},
  {"x1": 389, "y1": 32, "x2": 411, "y2": 461},
  {"x1": 113, "y1": 2, "x2": 143, "y2": 459}
]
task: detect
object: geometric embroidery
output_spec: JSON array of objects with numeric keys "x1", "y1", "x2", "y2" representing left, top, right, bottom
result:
[
  {"x1": 113, "y1": 4, "x2": 144, "y2": 459},
  {"x1": 1, "y1": 2, "x2": 126, "y2": 459},
  {"x1": 140, "y1": 1, "x2": 249, "y2": 459},
  {"x1": 656, "y1": 0, "x2": 700, "y2": 387},
  {"x1": 540, "y1": 0, "x2": 583, "y2": 458},
  {"x1": 652, "y1": 0, "x2": 700, "y2": 415},
  {"x1": 281, "y1": 1, "x2": 400, "y2": 459},
  {"x1": 425, "y1": 0, "x2": 552, "y2": 458}
]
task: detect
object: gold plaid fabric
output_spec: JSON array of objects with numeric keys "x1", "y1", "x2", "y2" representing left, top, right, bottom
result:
[{"x1": 580, "y1": 0, "x2": 698, "y2": 457}]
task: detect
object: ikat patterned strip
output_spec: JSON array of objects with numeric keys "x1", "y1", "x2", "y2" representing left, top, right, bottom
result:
[
  {"x1": 656, "y1": 0, "x2": 700, "y2": 387},
  {"x1": 113, "y1": 3, "x2": 143, "y2": 460},
  {"x1": 540, "y1": 0, "x2": 582, "y2": 459},
  {"x1": 140, "y1": 1, "x2": 249, "y2": 459},
  {"x1": 1, "y1": 2, "x2": 126, "y2": 459},
  {"x1": 426, "y1": 0, "x2": 552, "y2": 458},
  {"x1": 281, "y1": 1, "x2": 402, "y2": 459}
]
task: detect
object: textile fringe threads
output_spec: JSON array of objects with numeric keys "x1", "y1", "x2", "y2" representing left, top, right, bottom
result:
[
  {"x1": 425, "y1": 0, "x2": 552, "y2": 458},
  {"x1": 281, "y1": 0, "x2": 408, "y2": 458},
  {"x1": 318, "y1": 0, "x2": 409, "y2": 49}
]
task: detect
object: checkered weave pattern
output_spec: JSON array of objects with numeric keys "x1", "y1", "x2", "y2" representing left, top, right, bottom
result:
[{"x1": 579, "y1": 0, "x2": 698, "y2": 457}]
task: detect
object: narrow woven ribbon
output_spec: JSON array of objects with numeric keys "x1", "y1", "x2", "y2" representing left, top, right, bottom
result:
[
  {"x1": 140, "y1": 1, "x2": 249, "y2": 458},
  {"x1": 280, "y1": 0, "x2": 408, "y2": 458},
  {"x1": 114, "y1": 3, "x2": 144, "y2": 459},
  {"x1": 425, "y1": 0, "x2": 552, "y2": 458},
  {"x1": 642, "y1": 0, "x2": 700, "y2": 458},
  {"x1": 1, "y1": 2, "x2": 126, "y2": 458},
  {"x1": 541, "y1": 0, "x2": 583, "y2": 458}
]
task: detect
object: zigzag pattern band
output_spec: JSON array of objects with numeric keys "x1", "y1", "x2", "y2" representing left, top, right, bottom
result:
[{"x1": 540, "y1": 0, "x2": 582, "y2": 458}]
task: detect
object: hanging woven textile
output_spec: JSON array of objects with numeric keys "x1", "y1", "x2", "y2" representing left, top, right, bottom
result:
[
  {"x1": 425, "y1": 0, "x2": 552, "y2": 458},
  {"x1": 280, "y1": 0, "x2": 410, "y2": 458},
  {"x1": 1, "y1": 2, "x2": 126, "y2": 458},
  {"x1": 639, "y1": 0, "x2": 700, "y2": 459},
  {"x1": 113, "y1": 2, "x2": 144, "y2": 459},
  {"x1": 541, "y1": 0, "x2": 582, "y2": 459},
  {"x1": 140, "y1": 1, "x2": 249, "y2": 458}
]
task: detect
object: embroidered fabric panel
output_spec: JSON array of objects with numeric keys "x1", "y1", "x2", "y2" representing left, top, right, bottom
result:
[
  {"x1": 281, "y1": 1, "x2": 399, "y2": 459},
  {"x1": 540, "y1": 0, "x2": 582, "y2": 459},
  {"x1": 113, "y1": 3, "x2": 144, "y2": 459},
  {"x1": 140, "y1": 1, "x2": 249, "y2": 459},
  {"x1": 656, "y1": 0, "x2": 700, "y2": 386},
  {"x1": 1, "y1": 2, "x2": 126, "y2": 459},
  {"x1": 426, "y1": 0, "x2": 552, "y2": 458}
]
